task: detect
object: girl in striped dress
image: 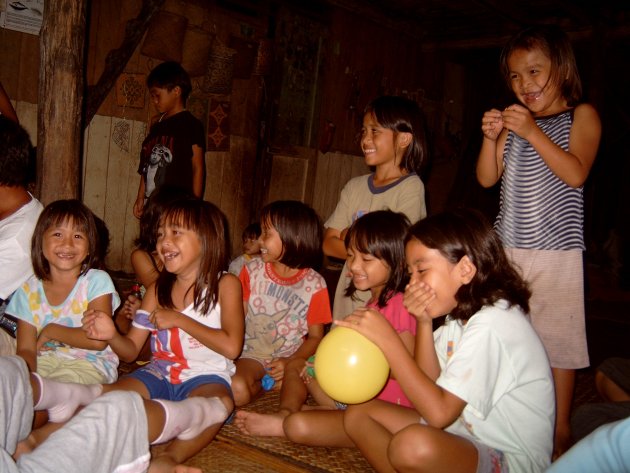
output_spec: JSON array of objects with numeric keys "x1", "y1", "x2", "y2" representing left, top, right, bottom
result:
[{"x1": 476, "y1": 25, "x2": 601, "y2": 458}]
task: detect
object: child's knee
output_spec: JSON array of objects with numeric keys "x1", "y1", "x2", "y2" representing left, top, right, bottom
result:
[
  {"x1": 283, "y1": 412, "x2": 309, "y2": 442},
  {"x1": 230, "y1": 376, "x2": 253, "y2": 407},
  {"x1": 389, "y1": 427, "x2": 435, "y2": 469}
]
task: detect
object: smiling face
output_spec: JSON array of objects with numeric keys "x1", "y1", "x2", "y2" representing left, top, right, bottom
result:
[
  {"x1": 361, "y1": 112, "x2": 404, "y2": 170},
  {"x1": 258, "y1": 219, "x2": 284, "y2": 264},
  {"x1": 347, "y1": 246, "x2": 391, "y2": 300},
  {"x1": 156, "y1": 220, "x2": 202, "y2": 278},
  {"x1": 507, "y1": 47, "x2": 567, "y2": 116},
  {"x1": 405, "y1": 238, "x2": 470, "y2": 318},
  {"x1": 42, "y1": 218, "x2": 89, "y2": 276}
]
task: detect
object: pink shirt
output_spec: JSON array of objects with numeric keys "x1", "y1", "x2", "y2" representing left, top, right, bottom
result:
[{"x1": 369, "y1": 292, "x2": 416, "y2": 407}]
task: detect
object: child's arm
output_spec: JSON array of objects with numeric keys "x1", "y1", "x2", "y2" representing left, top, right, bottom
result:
[
  {"x1": 130, "y1": 248, "x2": 160, "y2": 288},
  {"x1": 267, "y1": 323, "x2": 325, "y2": 382},
  {"x1": 37, "y1": 294, "x2": 112, "y2": 352},
  {"x1": 337, "y1": 310, "x2": 466, "y2": 428},
  {"x1": 133, "y1": 177, "x2": 146, "y2": 218},
  {"x1": 150, "y1": 273, "x2": 244, "y2": 359},
  {"x1": 16, "y1": 320, "x2": 38, "y2": 371},
  {"x1": 501, "y1": 103, "x2": 601, "y2": 187},
  {"x1": 83, "y1": 290, "x2": 152, "y2": 362},
  {"x1": 191, "y1": 144, "x2": 204, "y2": 198},
  {"x1": 404, "y1": 280, "x2": 440, "y2": 380},
  {"x1": 322, "y1": 227, "x2": 349, "y2": 260},
  {"x1": 476, "y1": 108, "x2": 507, "y2": 187}
]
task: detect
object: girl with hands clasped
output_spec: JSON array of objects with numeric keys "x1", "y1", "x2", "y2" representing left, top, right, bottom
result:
[
  {"x1": 7, "y1": 199, "x2": 120, "y2": 386},
  {"x1": 231, "y1": 201, "x2": 331, "y2": 418},
  {"x1": 476, "y1": 25, "x2": 601, "y2": 457},
  {"x1": 338, "y1": 209, "x2": 555, "y2": 473},
  {"x1": 80, "y1": 198, "x2": 243, "y2": 471},
  {"x1": 235, "y1": 210, "x2": 416, "y2": 446}
]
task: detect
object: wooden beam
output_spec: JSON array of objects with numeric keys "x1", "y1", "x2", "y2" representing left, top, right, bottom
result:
[
  {"x1": 84, "y1": 0, "x2": 165, "y2": 126},
  {"x1": 37, "y1": 0, "x2": 88, "y2": 203}
]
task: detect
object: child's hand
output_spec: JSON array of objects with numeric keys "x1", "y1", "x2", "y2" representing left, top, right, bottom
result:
[
  {"x1": 121, "y1": 294, "x2": 141, "y2": 321},
  {"x1": 335, "y1": 307, "x2": 398, "y2": 351},
  {"x1": 133, "y1": 197, "x2": 144, "y2": 219},
  {"x1": 300, "y1": 357, "x2": 315, "y2": 383},
  {"x1": 82, "y1": 309, "x2": 116, "y2": 341},
  {"x1": 149, "y1": 308, "x2": 181, "y2": 330},
  {"x1": 481, "y1": 108, "x2": 504, "y2": 141},
  {"x1": 501, "y1": 104, "x2": 537, "y2": 139},
  {"x1": 403, "y1": 280, "x2": 436, "y2": 322},
  {"x1": 266, "y1": 358, "x2": 288, "y2": 382},
  {"x1": 36, "y1": 325, "x2": 55, "y2": 351}
]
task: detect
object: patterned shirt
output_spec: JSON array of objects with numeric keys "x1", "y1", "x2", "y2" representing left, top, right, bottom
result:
[
  {"x1": 239, "y1": 259, "x2": 332, "y2": 361},
  {"x1": 132, "y1": 295, "x2": 236, "y2": 385},
  {"x1": 496, "y1": 110, "x2": 585, "y2": 250},
  {"x1": 7, "y1": 269, "x2": 121, "y2": 382}
]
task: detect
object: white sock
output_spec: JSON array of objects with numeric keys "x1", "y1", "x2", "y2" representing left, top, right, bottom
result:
[
  {"x1": 152, "y1": 397, "x2": 229, "y2": 444},
  {"x1": 32, "y1": 373, "x2": 103, "y2": 423}
]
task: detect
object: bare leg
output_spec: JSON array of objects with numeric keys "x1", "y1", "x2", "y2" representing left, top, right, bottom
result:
[
  {"x1": 344, "y1": 400, "x2": 421, "y2": 473},
  {"x1": 389, "y1": 424, "x2": 478, "y2": 473},
  {"x1": 284, "y1": 410, "x2": 354, "y2": 447},
  {"x1": 231, "y1": 359, "x2": 266, "y2": 407},
  {"x1": 552, "y1": 367, "x2": 575, "y2": 459},
  {"x1": 234, "y1": 357, "x2": 307, "y2": 436},
  {"x1": 595, "y1": 370, "x2": 630, "y2": 402}
]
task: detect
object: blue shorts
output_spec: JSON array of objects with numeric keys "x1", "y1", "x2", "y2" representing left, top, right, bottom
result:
[{"x1": 127, "y1": 365, "x2": 232, "y2": 402}]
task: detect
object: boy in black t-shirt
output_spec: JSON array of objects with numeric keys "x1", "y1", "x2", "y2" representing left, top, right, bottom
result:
[{"x1": 133, "y1": 62, "x2": 205, "y2": 218}]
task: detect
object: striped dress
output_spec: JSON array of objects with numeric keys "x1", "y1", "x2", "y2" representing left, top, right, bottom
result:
[{"x1": 495, "y1": 110, "x2": 584, "y2": 250}]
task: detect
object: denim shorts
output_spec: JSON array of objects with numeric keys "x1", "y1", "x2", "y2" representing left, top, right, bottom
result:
[{"x1": 127, "y1": 364, "x2": 232, "y2": 401}]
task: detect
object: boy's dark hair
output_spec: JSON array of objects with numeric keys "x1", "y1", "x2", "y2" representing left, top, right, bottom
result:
[
  {"x1": 260, "y1": 200, "x2": 323, "y2": 270},
  {"x1": 364, "y1": 96, "x2": 428, "y2": 176},
  {"x1": 500, "y1": 25, "x2": 582, "y2": 107},
  {"x1": 242, "y1": 222, "x2": 262, "y2": 241},
  {"x1": 31, "y1": 199, "x2": 101, "y2": 280},
  {"x1": 147, "y1": 61, "x2": 193, "y2": 105},
  {"x1": 344, "y1": 210, "x2": 410, "y2": 308},
  {"x1": 405, "y1": 208, "x2": 531, "y2": 321},
  {"x1": 0, "y1": 116, "x2": 33, "y2": 187},
  {"x1": 156, "y1": 198, "x2": 230, "y2": 315},
  {"x1": 136, "y1": 186, "x2": 194, "y2": 252}
]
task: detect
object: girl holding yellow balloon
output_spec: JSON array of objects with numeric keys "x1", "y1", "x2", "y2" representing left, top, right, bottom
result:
[
  {"x1": 235, "y1": 210, "x2": 418, "y2": 447},
  {"x1": 338, "y1": 208, "x2": 555, "y2": 473}
]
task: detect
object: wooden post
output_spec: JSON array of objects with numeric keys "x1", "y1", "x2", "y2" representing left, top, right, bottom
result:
[{"x1": 37, "y1": 0, "x2": 88, "y2": 203}]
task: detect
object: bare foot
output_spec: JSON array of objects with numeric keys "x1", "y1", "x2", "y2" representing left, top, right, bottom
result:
[
  {"x1": 148, "y1": 454, "x2": 202, "y2": 473},
  {"x1": 233, "y1": 410, "x2": 287, "y2": 437}
]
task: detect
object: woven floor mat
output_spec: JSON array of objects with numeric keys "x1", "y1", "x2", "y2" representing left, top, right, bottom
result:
[{"x1": 151, "y1": 389, "x2": 375, "y2": 472}]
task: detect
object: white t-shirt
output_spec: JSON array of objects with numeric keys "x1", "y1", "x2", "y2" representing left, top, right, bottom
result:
[
  {"x1": 434, "y1": 301, "x2": 554, "y2": 472},
  {"x1": 0, "y1": 195, "x2": 43, "y2": 300}
]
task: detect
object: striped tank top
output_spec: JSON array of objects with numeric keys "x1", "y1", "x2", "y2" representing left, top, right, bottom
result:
[{"x1": 495, "y1": 109, "x2": 585, "y2": 250}]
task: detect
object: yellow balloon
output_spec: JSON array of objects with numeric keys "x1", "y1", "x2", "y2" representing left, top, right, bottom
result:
[{"x1": 314, "y1": 326, "x2": 390, "y2": 404}]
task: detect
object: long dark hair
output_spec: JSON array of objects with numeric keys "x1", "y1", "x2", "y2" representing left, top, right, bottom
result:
[
  {"x1": 344, "y1": 210, "x2": 410, "y2": 308},
  {"x1": 155, "y1": 198, "x2": 229, "y2": 315},
  {"x1": 136, "y1": 186, "x2": 193, "y2": 253},
  {"x1": 405, "y1": 208, "x2": 530, "y2": 321}
]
